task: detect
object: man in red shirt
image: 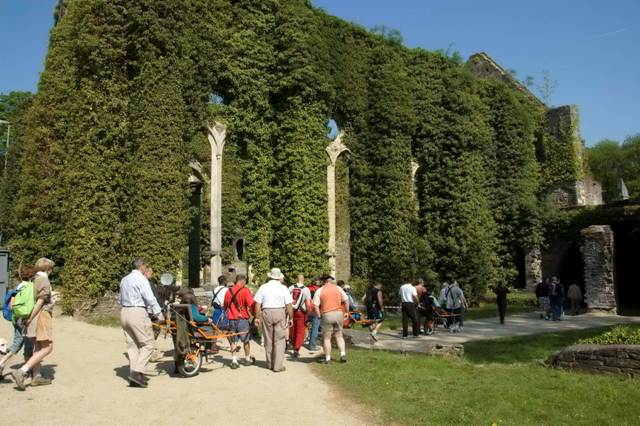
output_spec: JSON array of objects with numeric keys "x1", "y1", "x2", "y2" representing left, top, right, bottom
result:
[{"x1": 223, "y1": 274, "x2": 255, "y2": 369}]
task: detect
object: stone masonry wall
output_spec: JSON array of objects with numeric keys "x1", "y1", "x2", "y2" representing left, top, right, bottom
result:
[
  {"x1": 580, "y1": 225, "x2": 616, "y2": 312},
  {"x1": 525, "y1": 248, "x2": 543, "y2": 291},
  {"x1": 547, "y1": 344, "x2": 640, "y2": 377}
]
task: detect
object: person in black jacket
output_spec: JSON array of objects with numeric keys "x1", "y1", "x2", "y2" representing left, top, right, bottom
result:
[{"x1": 493, "y1": 283, "x2": 510, "y2": 324}]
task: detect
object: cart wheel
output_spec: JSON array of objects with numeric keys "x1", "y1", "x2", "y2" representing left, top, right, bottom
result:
[{"x1": 177, "y1": 351, "x2": 203, "y2": 377}]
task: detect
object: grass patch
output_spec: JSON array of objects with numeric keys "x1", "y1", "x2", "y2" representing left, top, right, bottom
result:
[
  {"x1": 314, "y1": 326, "x2": 640, "y2": 425},
  {"x1": 578, "y1": 325, "x2": 640, "y2": 345},
  {"x1": 86, "y1": 314, "x2": 121, "y2": 328},
  {"x1": 465, "y1": 325, "x2": 640, "y2": 364}
]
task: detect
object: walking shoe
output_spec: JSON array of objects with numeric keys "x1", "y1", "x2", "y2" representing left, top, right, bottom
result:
[
  {"x1": 370, "y1": 332, "x2": 378, "y2": 342},
  {"x1": 318, "y1": 358, "x2": 331, "y2": 365},
  {"x1": 12, "y1": 369, "x2": 26, "y2": 390},
  {"x1": 340, "y1": 355, "x2": 347, "y2": 363},
  {"x1": 239, "y1": 357, "x2": 256, "y2": 366},
  {"x1": 230, "y1": 361, "x2": 240, "y2": 369},
  {"x1": 128, "y1": 372, "x2": 147, "y2": 388},
  {"x1": 292, "y1": 351, "x2": 299, "y2": 359},
  {"x1": 31, "y1": 375, "x2": 52, "y2": 386},
  {"x1": 273, "y1": 366, "x2": 286, "y2": 373},
  {"x1": 149, "y1": 351, "x2": 163, "y2": 363}
]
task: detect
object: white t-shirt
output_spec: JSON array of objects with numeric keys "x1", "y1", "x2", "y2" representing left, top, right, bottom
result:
[
  {"x1": 212, "y1": 285, "x2": 229, "y2": 307},
  {"x1": 254, "y1": 280, "x2": 293, "y2": 308},
  {"x1": 399, "y1": 283, "x2": 417, "y2": 303}
]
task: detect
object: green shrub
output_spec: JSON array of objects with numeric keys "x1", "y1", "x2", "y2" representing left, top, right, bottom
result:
[{"x1": 578, "y1": 325, "x2": 640, "y2": 345}]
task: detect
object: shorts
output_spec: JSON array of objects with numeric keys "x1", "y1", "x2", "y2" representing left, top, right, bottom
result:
[
  {"x1": 539, "y1": 297, "x2": 550, "y2": 312},
  {"x1": 366, "y1": 308, "x2": 384, "y2": 323},
  {"x1": 9, "y1": 319, "x2": 34, "y2": 356},
  {"x1": 321, "y1": 310, "x2": 344, "y2": 335},
  {"x1": 228, "y1": 319, "x2": 251, "y2": 343},
  {"x1": 35, "y1": 310, "x2": 53, "y2": 342}
]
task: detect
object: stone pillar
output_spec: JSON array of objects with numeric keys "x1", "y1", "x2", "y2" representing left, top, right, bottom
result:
[
  {"x1": 207, "y1": 122, "x2": 226, "y2": 288},
  {"x1": 410, "y1": 160, "x2": 419, "y2": 198},
  {"x1": 524, "y1": 248, "x2": 542, "y2": 291},
  {"x1": 580, "y1": 225, "x2": 616, "y2": 313},
  {"x1": 326, "y1": 131, "x2": 349, "y2": 278}
]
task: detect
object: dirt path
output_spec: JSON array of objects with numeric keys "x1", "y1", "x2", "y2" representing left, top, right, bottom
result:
[{"x1": 0, "y1": 313, "x2": 369, "y2": 426}]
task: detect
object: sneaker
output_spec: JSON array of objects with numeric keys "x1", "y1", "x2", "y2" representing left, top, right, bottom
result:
[
  {"x1": 340, "y1": 355, "x2": 347, "y2": 363},
  {"x1": 292, "y1": 351, "x2": 299, "y2": 359},
  {"x1": 230, "y1": 361, "x2": 240, "y2": 370},
  {"x1": 12, "y1": 369, "x2": 26, "y2": 390},
  {"x1": 31, "y1": 375, "x2": 52, "y2": 386},
  {"x1": 370, "y1": 332, "x2": 378, "y2": 342},
  {"x1": 319, "y1": 358, "x2": 331, "y2": 365}
]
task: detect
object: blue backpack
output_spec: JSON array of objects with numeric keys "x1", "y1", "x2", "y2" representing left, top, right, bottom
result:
[{"x1": 2, "y1": 287, "x2": 19, "y2": 322}]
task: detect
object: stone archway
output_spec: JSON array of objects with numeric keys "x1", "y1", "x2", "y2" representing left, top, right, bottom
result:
[{"x1": 326, "y1": 130, "x2": 350, "y2": 279}]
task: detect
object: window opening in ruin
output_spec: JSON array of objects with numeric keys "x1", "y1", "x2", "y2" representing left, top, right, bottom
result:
[
  {"x1": 208, "y1": 92, "x2": 225, "y2": 105},
  {"x1": 326, "y1": 118, "x2": 339, "y2": 140},
  {"x1": 235, "y1": 238, "x2": 245, "y2": 262}
]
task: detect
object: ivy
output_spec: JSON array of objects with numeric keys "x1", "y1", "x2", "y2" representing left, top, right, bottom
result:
[{"x1": 2, "y1": 0, "x2": 583, "y2": 311}]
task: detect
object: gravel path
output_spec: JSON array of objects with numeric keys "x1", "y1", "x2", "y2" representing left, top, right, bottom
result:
[{"x1": 0, "y1": 313, "x2": 369, "y2": 426}]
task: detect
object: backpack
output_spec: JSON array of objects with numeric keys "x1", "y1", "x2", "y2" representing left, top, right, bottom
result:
[
  {"x1": 2, "y1": 287, "x2": 19, "y2": 322},
  {"x1": 291, "y1": 285, "x2": 306, "y2": 312},
  {"x1": 12, "y1": 281, "x2": 36, "y2": 319}
]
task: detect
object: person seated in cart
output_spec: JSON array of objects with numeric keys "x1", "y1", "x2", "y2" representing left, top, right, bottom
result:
[{"x1": 180, "y1": 292, "x2": 214, "y2": 348}]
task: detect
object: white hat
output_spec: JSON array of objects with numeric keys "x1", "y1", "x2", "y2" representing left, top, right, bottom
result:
[{"x1": 267, "y1": 267, "x2": 284, "y2": 280}]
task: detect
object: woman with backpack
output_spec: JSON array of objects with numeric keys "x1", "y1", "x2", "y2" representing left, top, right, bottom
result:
[
  {"x1": 13, "y1": 257, "x2": 56, "y2": 390},
  {"x1": 0, "y1": 266, "x2": 36, "y2": 379},
  {"x1": 288, "y1": 274, "x2": 311, "y2": 359}
]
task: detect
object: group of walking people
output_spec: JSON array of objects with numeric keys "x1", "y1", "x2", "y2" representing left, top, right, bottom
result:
[
  {"x1": 1, "y1": 258, "x2": 56, "y2": 391},
  {"x1": 535, "y1": 277, "x2": 583, "y2": 321},
  {"x1": 397, "y1": 279, "x2": 468, "y2": 337},
  {"x1": 119, "y1": 258, "x2": 352, "y2": 388}
]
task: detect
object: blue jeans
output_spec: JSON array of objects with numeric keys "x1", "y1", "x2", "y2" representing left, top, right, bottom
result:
[
  {"x1": 9, "y1": 318, "x2": 34, "y2": 357},
  {"x1": 308, "y1": 313, "x2": 320, "y2": 350},
  {"x1": 551, "y1": 298, "x2": 562, "y2": 320}
]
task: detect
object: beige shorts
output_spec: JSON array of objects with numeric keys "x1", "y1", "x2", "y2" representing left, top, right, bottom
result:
[{"x1": 321, "y1": 310, "x2": 344, "y2": 335}]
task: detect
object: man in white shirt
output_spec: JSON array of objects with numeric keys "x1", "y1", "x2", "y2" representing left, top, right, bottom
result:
[
  {"x1": 254, "y1": 268, "x2": 293, "y2": 372},
  {"x1": 399, "y1": 279, "x2": 419, "y2": 338},
  {"x1": 119, "y1": 257, "x2": 162, "y2": 388}
]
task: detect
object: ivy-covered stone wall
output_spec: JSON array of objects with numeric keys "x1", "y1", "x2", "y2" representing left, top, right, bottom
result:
[{"x1": 1, "y1": 0, "x2": 584, "y2": 311}]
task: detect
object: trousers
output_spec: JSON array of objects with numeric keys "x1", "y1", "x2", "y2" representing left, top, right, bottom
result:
[
  {"x1": 262, "y1": 308, "x2": 287, "y2": 371},
  {"x1": 290, "y1": 310, "x2": 307, "y2": 351},
  {"x1": 121, "y1": 307, "x2": 154, "y2": 374},
  {"x1": 498, "y1": 303, "x2": 507, "y2": 324},
  {"x1": 401, "y1": 302, "x2": 419, "y2": 337},
  {"x1": 308, "y1": 312, "x2": 320, "y2": 350}
]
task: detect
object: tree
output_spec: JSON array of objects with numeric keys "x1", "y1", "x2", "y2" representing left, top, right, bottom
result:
[
  {"x1": 537, "y1": 70, "x2": 558, "y2": 105},
  {"x1": 586, "y1": 140, "x2": 623, "y2": 202}
]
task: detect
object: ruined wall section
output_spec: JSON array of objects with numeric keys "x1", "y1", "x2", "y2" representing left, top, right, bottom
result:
[{"x1": 580, "y1": 225, "x2": 616, "y2": 312}]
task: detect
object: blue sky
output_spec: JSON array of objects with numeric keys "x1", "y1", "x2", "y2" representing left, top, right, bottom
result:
[{"x1": 1, "y1": 0, "x2": 638, "y2": 146}]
